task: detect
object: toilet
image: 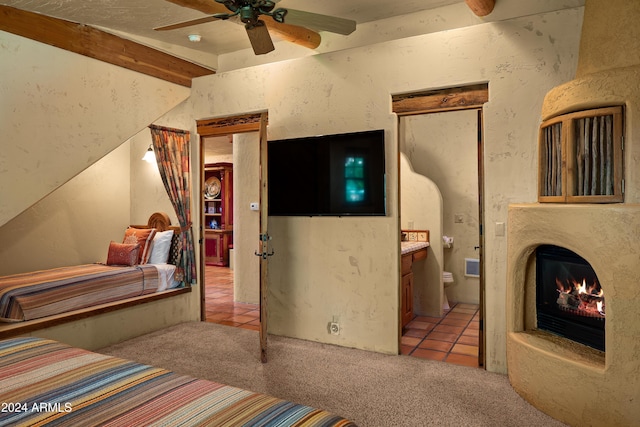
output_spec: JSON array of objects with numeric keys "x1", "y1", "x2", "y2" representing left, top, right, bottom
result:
[{"x1": 443, "y1": 271, "x2": 454, "y2": 310}]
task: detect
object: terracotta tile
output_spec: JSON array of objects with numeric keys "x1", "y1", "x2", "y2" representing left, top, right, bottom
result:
[
  {"x1": 456, "y1": 335, "x2": 479, "y2": 346},
  {"x1": 462, "y1": 328, "x2": 480, "y2": 337},
  {"x1": 406, "y1": 320, "x2": 436, "y2": 331},
  {"x1": 434, "y1": 324, "x2": 465, "y2": 335},
  {"x1": 418, "y1": 339, "x2": 453, "y2": 352},
  {"x1": 414, "y1": 316, "x2": 442, "y2": 324},
  {"x1": 451, "y1": 308, "x2": 478, "y2": 315},
  {"x1": 234, "y1": 302, "x2": 259, "y2": 310},
  {"x1": 426, "y1": 331, "x2": 459, "y2": 343},
  {"x1": 445, "y1": 312, "x2": 474, "y2": 321},
  {"x1": 210, "y1": 304, "x2": 236, "y2": 313},
  {"x1": 401, "y1": 336, "x2": 422, "y2": 347},
  {"x1": 238, "y1": 324, "x2": 260, "y2": 331},
  {"x1": 217, "y1": 320, "x2": 242, "y2": 327},
  {"x1": 400, "y1": 345, "x2": 414, "y2": 355},
  {"x1": 440, "y1": 317, "x2": 469, "y2": 327},
  {"x1": 228, "y1": 314, "x2": 258, "y2": 323},
  {"x1": 451, "y1": 343, "x2": 478, "y2": 356},
  {"x1": 247, "y1": 319, "x2": 261, "y2": 326},
  {"x1": 467, "y1": 321, "x2": 480, "y2": 330},
  {"x1": 206, "y1": 312, "x2": 233, "y2": 322},
  {"x1": 411, "y1": 348, "x2": 447, "y2": 361},
  {"x1": 403, "y1": 328, "x2": 429, "y2": 339},
  {"x1": 456, "y1": 303, "x2": 479, "y2": 310},
  {"x1": 445, "y1": 353, "x2": 479, "y2": 368}
]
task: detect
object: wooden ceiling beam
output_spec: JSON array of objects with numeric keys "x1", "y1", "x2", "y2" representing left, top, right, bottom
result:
[
  {"x1": 0, "y1": 5, "x2": 214, "y2": 87},
  {"x1": 465, "y1": 0, "x2": 496, "y2": 17}
]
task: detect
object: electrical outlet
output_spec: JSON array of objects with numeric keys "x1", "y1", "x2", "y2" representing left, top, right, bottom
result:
[{"x1": 329, "y1": 322, "x2": 340, "y2": 335}]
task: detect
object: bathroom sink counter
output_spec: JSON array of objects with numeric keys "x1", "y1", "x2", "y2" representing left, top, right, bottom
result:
[{"x1": 401, "y1": 241, "x2": 430, "y2": 255}]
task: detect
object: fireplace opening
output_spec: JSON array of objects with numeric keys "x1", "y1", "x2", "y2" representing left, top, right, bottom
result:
[{"x1": 536, "y1": 245, "x2": 605, "y2": 351}]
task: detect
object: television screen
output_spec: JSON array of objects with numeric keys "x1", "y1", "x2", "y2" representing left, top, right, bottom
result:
[{"x1": 268, "y1": 129, "x2": 386, "y2": 216}]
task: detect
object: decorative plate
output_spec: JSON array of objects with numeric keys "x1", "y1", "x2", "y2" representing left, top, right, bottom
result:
[{"x1": 204, "y1": 176, "x2": 221, "y2": 199}]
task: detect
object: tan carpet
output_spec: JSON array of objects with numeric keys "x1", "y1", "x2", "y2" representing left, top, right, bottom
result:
[{"x1": 99, "y1": 321, "x2": 565, "y2": 427}]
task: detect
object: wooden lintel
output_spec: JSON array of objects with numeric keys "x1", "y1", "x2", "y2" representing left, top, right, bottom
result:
[
  {"x1": 392, "y1": 84, "x2": 489, "y2": 116},
  {"x1": 197, "y1": 113, "x2": 267, "y2": 136},
  {"x1": 0, "y1": 5, "x2": 214, "y2": 87},
  {"x1": 465, "y1": 0, "x2": 496, "y2": 17}
]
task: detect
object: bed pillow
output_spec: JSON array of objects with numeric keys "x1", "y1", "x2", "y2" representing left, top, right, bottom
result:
[
  {"x1": 123, "y1": 227, "x2": 156, "y2": 264},
  {"x1": 168, "y1": 232, "x2": 182, "y2": 266},
  {"x1": 106, "y1": 241, "x2": 140, "y2": 266},
  {"x1": 148, "y1": 229, "x2": 174, "y2": 264}
]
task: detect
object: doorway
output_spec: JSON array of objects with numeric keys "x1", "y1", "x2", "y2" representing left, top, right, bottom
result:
[
  {"x1": 393, "y1": 84, "x2": 487, "y2": 368},
  {"x1": 197, "y1": 113, "x2": 266, "y2": 329},
  {"x1": 201, "y1": 135, "x2": 260, "y2": 330}
]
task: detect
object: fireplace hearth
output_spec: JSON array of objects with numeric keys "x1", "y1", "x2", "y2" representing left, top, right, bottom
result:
[{"x1": 536, "y1": 245, "x2": 605, "y2": 351}]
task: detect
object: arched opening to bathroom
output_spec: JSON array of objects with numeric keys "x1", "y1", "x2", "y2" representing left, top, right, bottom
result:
[{"x1": 393, "y1": 84, "x2": 488, "y2": 368}]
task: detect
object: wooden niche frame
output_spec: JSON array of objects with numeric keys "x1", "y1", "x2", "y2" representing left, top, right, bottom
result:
[{"x1": 538, "y1": 105, "x2": 624, "y2": 203}]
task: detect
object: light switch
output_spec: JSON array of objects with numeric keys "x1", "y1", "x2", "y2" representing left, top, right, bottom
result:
[
  {"x1": 250, "y1": 202, "x2": 259, "y2": 211},
  {"x1": 496, "y1": 222, "x2": 505, "y2": 236}
]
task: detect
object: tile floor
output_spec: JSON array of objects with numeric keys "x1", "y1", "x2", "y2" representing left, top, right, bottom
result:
[
  {"x1": 204, "y1": 266, "x2": 480, "y2": 367},
  {"x1": 204, "y1": 265, "x2": 260, "y2": 332},
  {"x1": 401, "y1": 304, "x2": 481, "y2": 368}
]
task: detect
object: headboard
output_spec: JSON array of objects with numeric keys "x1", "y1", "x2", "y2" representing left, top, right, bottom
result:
[{"x1": 131, "y1": 212, "x2": 181, "y2": 234}]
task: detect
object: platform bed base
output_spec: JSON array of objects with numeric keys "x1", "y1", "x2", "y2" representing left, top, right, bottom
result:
[{"x1": 0, "y1": 287, "x2": 190, "y2": 340}]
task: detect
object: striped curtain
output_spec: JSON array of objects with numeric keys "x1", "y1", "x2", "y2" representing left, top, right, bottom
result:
[{"x1": 149, "y1": 125, "x2": 196, "y2": 285}]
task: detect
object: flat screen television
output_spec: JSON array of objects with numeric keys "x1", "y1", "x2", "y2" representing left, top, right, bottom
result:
[{"x1": 268, "y1": 129, "x2": 386, "y2": 216}]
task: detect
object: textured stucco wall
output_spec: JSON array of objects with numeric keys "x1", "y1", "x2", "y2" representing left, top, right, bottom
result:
[
  {"x1": 0, "y1": 143, "x2": 130, "y2": 275},
  {"x1": 0, "y1": 31, "x2": 190, "y2": 228},
  {"x1": 576, "y1": 0, "x2": 640, "y2": 78},
  {"x1": 179, "y1": 8, "x2": 583, "y2": 368},
  {"x1": 400, "y1": 153, "x2": 443, "y2": 317}
]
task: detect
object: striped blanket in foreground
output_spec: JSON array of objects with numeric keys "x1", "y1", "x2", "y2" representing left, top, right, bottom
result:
[{"x1": 0, "y1": 337, "x2": 355, "y2": 427}]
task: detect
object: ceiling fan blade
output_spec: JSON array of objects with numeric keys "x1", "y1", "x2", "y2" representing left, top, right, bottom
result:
[
  {"x1": 159, "y1": 0, "x2": 323, "y2": 51},
  {"x1": 163, "y1": 0, "x2": 230, "y2": 15},
  {"x1": 246, "y1": 21, "x2": 275, "y2": 55},
  {"x1": 282, "y1": 9, "x2": 356, "y2": 35},
  {"x1": 263, "y1": 19, "x2": 321, "y2": 50},
  {"x1": 154, "y1": 15, "x2": 219, "y2": 31}
]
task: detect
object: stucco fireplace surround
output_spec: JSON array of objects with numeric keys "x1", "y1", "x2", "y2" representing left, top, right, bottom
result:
[
  {"x1": 505, "y1": 2, "x2": 640, "y2": 425},
  {"x1": 507, "y1": 204, "x2": 640, "y2": 426}
]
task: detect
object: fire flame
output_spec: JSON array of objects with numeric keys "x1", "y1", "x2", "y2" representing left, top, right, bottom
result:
[{"x1": 555, "y1": 277, "x2": 605, "y2": 318}]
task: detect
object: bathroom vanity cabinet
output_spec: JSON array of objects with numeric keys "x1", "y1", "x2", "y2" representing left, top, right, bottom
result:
[{"x1": 401, "y1": 245, "x2": 428, "y2": 328}]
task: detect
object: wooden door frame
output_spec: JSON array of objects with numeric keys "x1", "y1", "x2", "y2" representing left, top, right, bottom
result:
[
  {"x1": 392, "y1": 83, "x2": 488, "y2": 367},
  {"x1": 195, "y1": 112, "x2": 268, "y2": 321}
]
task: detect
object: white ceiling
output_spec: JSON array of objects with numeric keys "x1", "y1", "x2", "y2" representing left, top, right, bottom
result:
[{"x1": 0, "y1": 0, "x2": 462, "y2": 63}]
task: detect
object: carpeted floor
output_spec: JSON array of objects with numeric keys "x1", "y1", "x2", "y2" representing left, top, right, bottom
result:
[{"x1": 99, "y1": 321, "x2": 565, "y2": 427}]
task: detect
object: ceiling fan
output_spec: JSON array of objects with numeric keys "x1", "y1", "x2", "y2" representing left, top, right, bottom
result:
[{"x1": 155, "y1": 0, "x2": 357, "y2": 55}]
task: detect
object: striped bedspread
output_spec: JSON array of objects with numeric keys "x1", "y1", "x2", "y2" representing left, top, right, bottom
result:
[
  {"x1": 0, "y1": 264, "x2": 159, "y2": 322},
  {"x1": 0, "y1": 337, "x2": 355, "y2": 427}
]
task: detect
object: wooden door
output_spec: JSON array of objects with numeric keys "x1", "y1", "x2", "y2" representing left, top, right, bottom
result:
[{"x1": 257, "y1": 112, "x2": 270, "y2": 363}]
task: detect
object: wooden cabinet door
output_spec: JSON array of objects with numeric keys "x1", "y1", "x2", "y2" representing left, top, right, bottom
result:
[{"x1": 401, "y1": 272, "x2": 414, "y2": 327}]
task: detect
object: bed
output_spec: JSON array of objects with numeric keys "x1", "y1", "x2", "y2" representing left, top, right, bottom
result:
[
  {"x1": 0, "y1": 212, "x2": 182, "y2": 323},
  {"x1": 0, "y1": 337, "x2": 355, "y2": 426}
]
